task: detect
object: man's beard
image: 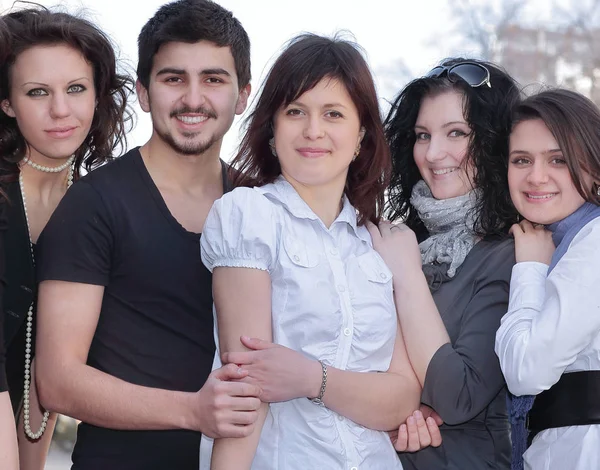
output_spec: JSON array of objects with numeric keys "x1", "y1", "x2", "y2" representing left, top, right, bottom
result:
[{"x1": 157, "y1": 127, "x2": 219, "y2": 156}]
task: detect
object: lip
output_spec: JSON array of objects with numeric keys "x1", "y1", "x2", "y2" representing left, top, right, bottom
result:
[
  {"x1": 45, "y1": 126, "x2": 77, "y2": 139},
  {"x1": 174, "y1": 114, "x2": 210, "y2": 129},
  {"x1": 296, "y1": 147, "x2": 329, "y2": 158},
  {"x1": 430, "y1": 167, "x2": 459, "y2": 178},
  {"x1": 523, "y1": 191, "x2": 558, "y2": 203}
]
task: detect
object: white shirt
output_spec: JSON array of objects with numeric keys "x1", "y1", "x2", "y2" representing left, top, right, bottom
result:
[
  {"x1": 495, "y1": 217, "x2": 600, "y2": 470},
  {"x1": 199, "y1": 177, "x2": 403, "y2": 470}
]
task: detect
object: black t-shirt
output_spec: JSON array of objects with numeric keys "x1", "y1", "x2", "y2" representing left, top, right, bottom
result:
[
  {"x1": 0, "y1": 200, "x2": 7, "y2": 393},
  {"x1": 37, "y1": 148, "x2": 222, "y2": 469}
]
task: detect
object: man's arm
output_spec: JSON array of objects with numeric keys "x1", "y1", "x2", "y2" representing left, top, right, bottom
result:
[{"x1": 35, "y1": 280, "x2": 260, "y2": 437}]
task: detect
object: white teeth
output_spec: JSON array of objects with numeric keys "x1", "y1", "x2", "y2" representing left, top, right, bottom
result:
[
  {"x1": 176, "y1": 115, "x2": 208, "y2": 124},
  {"x1": 527, "y1": 193, "x2": 556, "y2": 199},
  {"x1": 432, "y1": 168, "x2": 457, "y2": 175}
]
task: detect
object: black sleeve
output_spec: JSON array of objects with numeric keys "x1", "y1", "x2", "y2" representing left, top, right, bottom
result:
[
  {"x1": 421, "y1": 242, "x2": 514, "y2": 425},
  {"x1": 0, "y1": 203, "x2": 8, "y2": 393},
  {"x1": 37, "y1": 179, "x2": 113, "y2": 286}
]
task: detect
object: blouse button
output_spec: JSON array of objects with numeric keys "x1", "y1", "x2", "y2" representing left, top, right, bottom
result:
[
  {"x1": 351, "y1": 467, "x2": 358, "y2": 470},
  {"x1": 293, "y1": 255, "x2": 300, "y2": 262},
  {"x1": 380, "y1": 272, "x2": 388, "y2": 280},
  {"x1": 343, "y1": 328, "x2": 352, "y2": 336},
  {"x1": 337, "y1": 285, "x2": 346, "y2": 293},
  {"x1": 337, "y1": 415, "x2": 344, "y2": 421},
  {"x1": 330, "y1": 248, "x2": 338, "y2": 256}
]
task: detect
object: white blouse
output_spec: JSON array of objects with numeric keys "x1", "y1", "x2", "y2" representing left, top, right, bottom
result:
[
  {"x1": 495, "y1": 217, "x2": 600, "y2": 470},
  {"x1": 199, "y1": 176, "x2": 402, "y2": 470}
]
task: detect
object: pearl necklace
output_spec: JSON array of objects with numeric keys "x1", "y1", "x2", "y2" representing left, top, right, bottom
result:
[
  {"x1": 23, "y1": 155, "x2": 75, "y2": 173},
  {"x1": 19, "y1": 162, "x2": 74, "y2": 440}
]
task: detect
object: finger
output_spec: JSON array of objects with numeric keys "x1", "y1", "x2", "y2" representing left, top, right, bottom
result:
[
  {"x1": 240, "y1": 336, "x2": 277, "y2": 351},
  {"x1": 217, "y1": 421, "x2": 256, "y2": 438},
  {"x1": 394, "y1": 424, "x2": 408, "y2": 452},
  {"x1": 227, "y1": 396, "x2": 262, "y2": 412},
  {"x1": 223, "y1": 350, "x2": 256, "y2": 366},
  {"x1": 426, "y1": 417, "x2": 443, "y2": 447},
  {"x1": 211, "y1": 362, "x2": 248, "y2": 381},
  {"x1": 220, "y1": 380, "x2": 261, "y2": 398},
  {"x1": 366, "y1": 221, "x2": 382, "y2": 243},
  {"x1": 431, "y1": 410, "x2": 444, "y2": 426},
  {"x1": 406, "y1": 416, "x2": 421, "y2": 452},
  {"x1": 414, "y1": 411, "x2": 432, "y2": 448},
  {"x1": 520, "y1": 219, "x2": 534, "y2": 232},
  {"x1": 508, "y1": 223, "x2": 521, "y2": 237}
]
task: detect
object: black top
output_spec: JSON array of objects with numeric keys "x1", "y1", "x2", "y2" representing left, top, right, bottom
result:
[
  {"x1": 400, "y1": 237, "x2": 515, "y2": 470},
  {"x1": 0, "y1": 198, "x2": 8, "y2": 393},
  {"x1": 2, "y1": 179, "x2": 35, "y2": 412},
  {"x1": 37, "y1": 148, "x2": 226, "y2": 470}
]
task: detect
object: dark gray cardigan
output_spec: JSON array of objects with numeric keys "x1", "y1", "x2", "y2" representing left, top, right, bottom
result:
[{"x1": 400, "y1": 237, "x2": 515, "y2": 470}]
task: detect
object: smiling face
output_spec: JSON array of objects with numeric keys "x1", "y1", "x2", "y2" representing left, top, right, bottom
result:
[
  {"x1": 137, "y1": 40, "x2": 250, "y2": 156},
  {"x1": 508, "y1": 118, "x2": 591, "y2": 225},
  {"x1": 272, "y1": 77, "x2": 364, "y2": 192},
  {"x1": 412, "y1": 90, "x2": 475, "y2": 199},
  {"x1": 1, "y1": 43, "x2": 96, "y2": 164}
]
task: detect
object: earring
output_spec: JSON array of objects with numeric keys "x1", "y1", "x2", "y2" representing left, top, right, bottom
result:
[
  {"x1": 269, "y1": 137, "x2": 277, "y2": 158},
  {"x1": 595, "y1": 182, "x2": 600, "y2": 196},
  {"x1": 352, "y1": 143, "x2": 361, "y2": 162}
]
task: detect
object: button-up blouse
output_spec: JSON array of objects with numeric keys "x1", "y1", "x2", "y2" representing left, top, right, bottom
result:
[
  {"x1": 495, "y1": 217, "x2": 600, "y2": 470},
  {"x1": 199, "y1": 176, "x2": 403, "y2": 470}
]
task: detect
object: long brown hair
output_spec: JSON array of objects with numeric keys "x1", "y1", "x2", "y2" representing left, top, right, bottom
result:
[
  {"x1": 0, "y1": 5, "x2": 134, "y2": 184},
  {"x1": 230, "y1": 33, "x2": 391, "y2": 225}
]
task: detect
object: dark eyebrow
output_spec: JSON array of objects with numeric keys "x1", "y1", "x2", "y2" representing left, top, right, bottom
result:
[
  {"x1": 509, "y1": 149, "x2": 530, "y2": 157},
  {"x1": 156, "y1": 67, "x2": 186, "y2": 77},
  {"x1": 68, "y1": 77, "x2": 91, "y2": 84},
  {"x1": 201, "y1": 68, "x2": 230, "y2": 77},
  {"x1": 442, "y1": 121, "x2": 469, "y2": 128},
  {"x1": 414, "y1": 125, "x2": 428, "y2": 131}
]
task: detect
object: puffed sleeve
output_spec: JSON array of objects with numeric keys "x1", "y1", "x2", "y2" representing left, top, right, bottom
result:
[{"x1": 201, "y1": 187, "x2": 280, "y2": 274}]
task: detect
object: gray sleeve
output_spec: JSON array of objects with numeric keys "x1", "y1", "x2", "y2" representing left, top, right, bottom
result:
[{"x1": 421, "y1": 252, "x2": 512, "y2": 425}]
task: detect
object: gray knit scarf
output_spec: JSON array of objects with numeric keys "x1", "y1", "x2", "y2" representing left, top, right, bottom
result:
[{"x1": 410, "y1": 180, "x2": 480, "y2": 278}]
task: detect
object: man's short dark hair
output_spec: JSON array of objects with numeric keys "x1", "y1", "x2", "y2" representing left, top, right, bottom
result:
[{"x1": 137, "y1": 0, "x2": 251, "y2": 89}]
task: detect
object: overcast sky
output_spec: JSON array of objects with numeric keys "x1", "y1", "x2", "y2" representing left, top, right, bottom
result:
[{"x1": 5, "y1": 0, "x2": 557, "y2": 160}]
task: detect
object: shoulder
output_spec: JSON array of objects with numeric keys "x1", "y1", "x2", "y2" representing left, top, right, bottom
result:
[
  {"x1": 570, "y1": 216, "x2": 600, "y2": 250},
  {"x1": 78, "y1": 148, "x2": 140, "y2": 191},
  {"x1": 214, "y1": 185, "x2": 279, "y2": 219},
  {"x1": 469, "y1": 236, "x2": 515, "y2": 283}
]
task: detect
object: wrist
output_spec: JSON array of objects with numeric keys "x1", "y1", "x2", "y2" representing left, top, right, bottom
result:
[
  {"x1": 177, "y1": 391, "x2": 199, "y2": 431},
  {"x1": 306, "y1": 360, "x2": 324, "y2": 399}
]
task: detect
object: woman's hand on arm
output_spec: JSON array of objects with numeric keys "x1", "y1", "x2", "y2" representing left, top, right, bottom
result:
[
  {"x1": 367, "y1": 221, "x2": 450, "y2": 386},
  {"x1": 390, "y1": 405, "x2": 443, "y2": 453}
]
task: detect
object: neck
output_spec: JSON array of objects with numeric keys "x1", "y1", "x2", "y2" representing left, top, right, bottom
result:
[
  {"x1": 19, "y1": 161, "x2": 71, "y2": 194},
  {"x1": 139, "y1": 134, "x2": 223, "y2": 193},
  {"x1": 283, "y1": 172, "x2": 346, "y2": 228}
]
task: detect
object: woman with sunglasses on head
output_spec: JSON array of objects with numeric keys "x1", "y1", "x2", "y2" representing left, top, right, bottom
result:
[
  {"x1": 199, "y1": 33, "x2": 421, "y2": 470},
  {"x1": 0, "y1": 5, "x2": 133, "y2": 468},
  {"x1": 495, "y1": 89, "x2": 600, "y2": 470},
  {"x1": 370, "y1": 58, "x2": 520, "y2": 469}
]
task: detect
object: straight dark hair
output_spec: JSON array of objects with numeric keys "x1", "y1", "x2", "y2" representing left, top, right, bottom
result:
[
  {"x1": 231, "y1": 33, "x2": 391, "y2": 226},
  {"x1": 512, "y1": 88, "x2": 600, "y2": 205},
  {"x1": 137, "y1": 0, "x2": 251, "y2": 90},
  {"x1": 0, "y1": 4, "x2": 134, "y2": 180}
]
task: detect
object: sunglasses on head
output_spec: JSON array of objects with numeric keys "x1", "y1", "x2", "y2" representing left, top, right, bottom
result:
[{"x1": 425, "y1": 62, "x2": 491, "y2": 88}]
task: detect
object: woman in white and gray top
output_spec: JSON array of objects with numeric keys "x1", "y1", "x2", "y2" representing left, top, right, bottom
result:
[
  {"x1": 496, "y1": 89, "x2": 600, "y2": 470},
  {"x1": 199, "y1": 34, "x2": 420, "y2": 470}
]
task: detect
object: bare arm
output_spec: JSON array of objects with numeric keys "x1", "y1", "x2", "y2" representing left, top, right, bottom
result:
[
  {"x1": 0, "y1": 392, "x2": 18, "y2": 470},
  {"x1": 36, "y1": 280, "x2": 260, "y2": 437},
  {"x1": 210, "y1": 267, "x2": 273, "y2": 470},
  {"x1": 17, "y1": 360, "x2": 57, "y2": 470}
]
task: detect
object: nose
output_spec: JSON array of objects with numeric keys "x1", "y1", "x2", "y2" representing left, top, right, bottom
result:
[
  {"x1": 303, "y1": 115, "x2": 325, "y2": 140},
  {"x1": 527, "y1": 161, "x2": 549, "y2": 186},
  {"x1": 49, "y1": 92, "x2": 71, "y2": 119},
  {"x1": 181, "y1": 82, "x2": 207, "y2": 109},
  {"x1": 424, "y1": 136, "x2": 447, "y2": 163}
]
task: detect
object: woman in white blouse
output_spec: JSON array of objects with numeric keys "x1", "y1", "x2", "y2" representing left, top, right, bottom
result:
[
  {"x1": 199, "y1": 34, "x2": 421, "y2": 470},
  {"x1": 495, "y1": 89, "x2": 600, "y2": 470}
]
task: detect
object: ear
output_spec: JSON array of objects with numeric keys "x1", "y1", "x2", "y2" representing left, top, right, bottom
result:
[
  {"x1": 1, "y1": 99, "x2": 16, "y2": 118},
  {"x1": 136, "y1": 79, "x2": 151, "y2": 113},
  {"x1": 235, "y1": 83, "x2": 251, "y2": 115},
  {"x1": 358, "y1": 126, "x2": 366, "y2": 144}
]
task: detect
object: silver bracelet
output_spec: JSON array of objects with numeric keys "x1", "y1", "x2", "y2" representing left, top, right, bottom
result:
[{"x1": 308, "y1": 360, "x2": 328, "y2": 406}]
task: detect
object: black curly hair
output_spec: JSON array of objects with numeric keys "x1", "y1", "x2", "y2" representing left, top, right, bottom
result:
[{"x1": 384, "y1": 58, "x2": 521, "y2": 239}]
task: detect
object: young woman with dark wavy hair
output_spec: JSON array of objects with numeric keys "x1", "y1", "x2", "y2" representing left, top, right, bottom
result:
[
  {"x1": 199, "y1": 33, "x2": 421, "y2": 470},
  {"x1": 372, "y1": 58, "x2": 520, "y2": 469},
  {"x1": 0, "y1": 5, "x2": 133, "y2": 468}
]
